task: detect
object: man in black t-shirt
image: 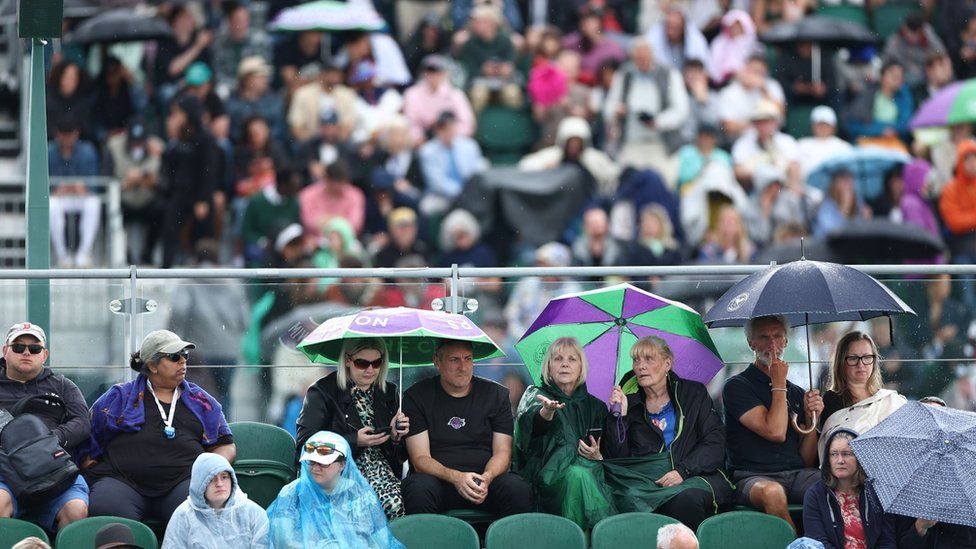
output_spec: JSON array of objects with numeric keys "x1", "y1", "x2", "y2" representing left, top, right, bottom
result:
[
  {"x1": 722, "y1": 315, "x2": 823, "y2": 532},
  {"x1": 402, "y1": 340, "x2": 532, "y2": 516}
]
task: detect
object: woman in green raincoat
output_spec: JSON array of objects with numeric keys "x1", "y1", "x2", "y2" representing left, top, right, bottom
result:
[{"x1": 513, "y1": 337, "x2": 614, "y2": 529}]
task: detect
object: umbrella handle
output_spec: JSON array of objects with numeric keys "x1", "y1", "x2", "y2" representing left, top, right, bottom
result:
[{"x1": 791, "y1": 411, "x2": 818, "y2": 435}]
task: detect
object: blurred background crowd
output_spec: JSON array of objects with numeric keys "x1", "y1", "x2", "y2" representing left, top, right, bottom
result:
[{"x1": 5, "y1": 0, "x2": 976, "y2": 424}]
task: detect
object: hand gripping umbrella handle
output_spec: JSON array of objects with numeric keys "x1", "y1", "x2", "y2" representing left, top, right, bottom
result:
[{"x1": 791, "y1": 411, "x2": 817, "y2": 435}]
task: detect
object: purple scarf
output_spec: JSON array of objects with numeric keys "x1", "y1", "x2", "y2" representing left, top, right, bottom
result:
[{"x1": 85, "y1": 374, "x2": 231, "y2": 460}]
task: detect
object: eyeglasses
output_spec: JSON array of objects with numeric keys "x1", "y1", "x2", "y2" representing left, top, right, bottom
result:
[
  {"x1": 350, "y1": 356, "x2": 383, "y2": 370},
  {"x1": 10, "y1": 343, "x2": 44, "y2": 354},
  {"x1": 844, "y1": 354, "x2": 876, "y2": 366},
  {"x1": 829, "y1": 450, "x2": 855, "y2": 460},
  {"x1": 159, "y1": 350, "x2": 190, "y2": 362},
  {"x1": 304, "y1": 441, "x2": 344, "y2": 458}
]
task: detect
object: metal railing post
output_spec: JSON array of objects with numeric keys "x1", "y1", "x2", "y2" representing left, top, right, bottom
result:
[
  {"x1": 450, "y1": 263, "x2": 461, "y2": 314},
  {"x1": 25, "y1": 38, "x2": 50, "y2": 333},
  {"x1": 128, "y1": 265, "x2": 138, "y2": 381}
]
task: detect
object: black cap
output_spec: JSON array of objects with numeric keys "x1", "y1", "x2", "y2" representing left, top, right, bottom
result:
[
  {"x1": 54, "y1": 116, "x2": 80, "y2": 134},
  {"x1": 94, "y1": 523, "x2": 143, "y2": 549}
]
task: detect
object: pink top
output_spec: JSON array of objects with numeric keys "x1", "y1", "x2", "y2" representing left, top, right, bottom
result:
[
  {"x1": 299, "y1": 181, "x2": 366, "y2": 238},
  {"x1": 402, "y1": 81, "x2": 476, "y2": 143}
]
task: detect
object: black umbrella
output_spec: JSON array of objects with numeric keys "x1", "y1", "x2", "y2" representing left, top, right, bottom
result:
[
  {"x1": 761, "y1": 15, "x2": 877, "y2": 84},
  {"x1": 703, "y1": 259, "x2": 915, "y2": 431},
  {"x1": 63, "y1": 9, "x2": 173, "y2": 45},
  {"x1": 826, "y1": 219, "x2": 946, "y2": 263}
]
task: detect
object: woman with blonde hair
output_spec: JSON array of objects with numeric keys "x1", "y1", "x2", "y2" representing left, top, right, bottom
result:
[
  {"x1": 513, "y1": 337, "x2": 612, "y2": 529},
  {"x1": 818, "y1": 331, "x2": 906, "y2": 458},
  {"x1": 295, "y1": 337, "x2": 410, "y2": 519}
]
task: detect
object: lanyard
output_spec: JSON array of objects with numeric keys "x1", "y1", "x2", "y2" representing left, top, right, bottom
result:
[{"x1": 147, "y1": 379, "x2": 180, "y2": 439}]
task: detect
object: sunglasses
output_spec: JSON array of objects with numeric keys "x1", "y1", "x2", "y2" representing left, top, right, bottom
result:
[
  {"x1": 10, "y1": 343, "x2": 44, "y2": 354},
  {"x1": 350, "y1": 356, "x2": 383, "y2": 370},
  {"x1": 160, "y1": 350, "x2": 190, "y2": 362},
  {"x1": 304, "y1": 441, "x2": 344, "y2": 458}
]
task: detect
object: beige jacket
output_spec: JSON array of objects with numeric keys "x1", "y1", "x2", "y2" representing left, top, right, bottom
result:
[{"x1": 818, "y1": 388, "x2": 907, "y2": 462}]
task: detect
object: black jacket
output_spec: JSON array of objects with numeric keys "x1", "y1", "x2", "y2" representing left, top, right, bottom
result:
[
  {"x1": 0, "y1": 363, "x2": 91, "y2": 456},
  {"x1": 895, "y1": 515, "x2": 976, "y2": 549},
  {"x1": 803, "y1": 480, "x2": 896, "y2": 549},
  {"x1": 294, "y1": 372, "x2": 405, "y2": 472},
  {"x1": 604, "y1": 372, "x2": 733, "y2": 505}
]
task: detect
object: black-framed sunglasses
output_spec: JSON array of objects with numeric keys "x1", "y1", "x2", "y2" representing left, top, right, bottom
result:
[
  {"x1": 10, "y1": 343, "x2": 44, "y2": 354},
  {"x1": 159, "y1": 350, "x2": 190, "y2": 362},
  {"x1": 844, "y1": 354, "x2": 877, "y2": 366},
  {"x1": 349, "y1": 356, "x2": 383, "y2": 370},
  {"x1": 304, "y1": 441, "x2": 345, "y2": 457}
]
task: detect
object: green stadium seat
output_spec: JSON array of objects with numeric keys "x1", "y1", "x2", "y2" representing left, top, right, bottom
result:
[
  {"x1": 55, "y1": 516, "x2": 158, "y2": 549},
  {"x1": 0, "y1": 517, "x2": 49, "y2": 549},
  {"x1": 697, "y1": 511, "x2": 796, "y2": 549},
  {"x1": 591, "y1": 512, "x2": 679, "y2": 549},
  {"x1": 445, "y1": 507, "x2": 496, "y2": 524},
  {"x1": 476, "y1": 106, "x2": 536, "y2": 166},
  {"x1": 786, "y1": 103, "x2": 816, "y2": 139},
  {"x1": 485, "y1": 513, "x2": 586, "y2": 549},
  {"x1": 228, "y1": 421, "x2": 298, "y2": 508},
  {"x1": 817, "y1": 4, "x2": 869, "y2": 26},
  {"x1": 871, "y1": 1, "x2": 922, "y2": 43},
  {"x1": 390, "y1": 514, "x2": 480, "y2": 549}
]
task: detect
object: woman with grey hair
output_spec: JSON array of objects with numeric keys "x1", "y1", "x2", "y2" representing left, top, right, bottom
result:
[{"x1": 295, "y1": 337, "x2": 409, "y2": 519}]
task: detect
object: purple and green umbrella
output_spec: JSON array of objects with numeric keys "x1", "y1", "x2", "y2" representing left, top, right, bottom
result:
[
  {"x1": 515, "y1": 283, "x2": 724, "y2": 403},
  {"x1": 910, "y1": 79, "x2": 976, "y2": 129}
]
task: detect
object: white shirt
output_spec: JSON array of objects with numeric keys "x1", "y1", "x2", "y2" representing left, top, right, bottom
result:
[
  {"x1": 718, "y1": 79, "x2": 786, "y2": 125},
  {"x1": 797, "y1": 135, "x2": 854, "y2": 179}
]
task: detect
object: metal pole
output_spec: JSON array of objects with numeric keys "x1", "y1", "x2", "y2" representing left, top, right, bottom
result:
[
  {"x1": 128, "y1": 265, "x2": 138, "y2": 381},
  {"x1": 25, "y1": 38, "x2": 50, "y2": 333},
  {"x1": 449, "y1": 263, "x2": 460, "y2": 314},
  {"x1": 812, "y1": 43, "x2": 821, "y2": 85}
]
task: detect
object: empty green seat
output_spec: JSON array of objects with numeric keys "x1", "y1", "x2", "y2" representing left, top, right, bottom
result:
[
  {"x1": 591, "y1": 512, "x2": 679, "y2": 549},
  {"x1": 476, "y1": 106, "x2": 536, "y2": 166},
  {"x1": 0, "y1": 518, "x2": 49, "y2": 549},
  {"x1": 786, "y1": 103, "x2": 816, "y2": 139},
  {"x1": 228, "y1": 421, "x2": 298, "y2": 508},
  {"x1": 445, "y1": 507, "x2": 496, "y2": 524},
  {"x1": 872, "y1": 2, "x2": 921, "y2": 43},
  {"x1": 485, "y1": 513, "x2": 586, "y2": 549},
  {"x1": 390, "y1": 514, "x2": 480, "y2": 549},
  {"x1": 55, "y1": 516, "x2": 158, "y2": 549},
  {"x1": 817, "y1": 4, "x2": 869, "y2": 26},
  {"x1": 697, "y1": 511, "x2": 795, "y2": 549}
]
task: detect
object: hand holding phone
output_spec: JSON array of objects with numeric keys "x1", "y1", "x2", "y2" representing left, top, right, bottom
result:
[{"x1": 370, "y1": 425, "x2": 393, "y2": 436}]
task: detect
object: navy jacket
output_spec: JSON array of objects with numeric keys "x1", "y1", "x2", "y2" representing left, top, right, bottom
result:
[{"x1": 803, "y1": 480, "x2": 897, "y2": 549}]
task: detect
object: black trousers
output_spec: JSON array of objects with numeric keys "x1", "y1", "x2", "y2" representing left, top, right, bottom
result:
[
  {"x1": 88, "y1": 476, "x2": 190, "y2": 526},
  {"x1": 655, "y1": 487, "x2": 716, "y2": 531},
  {"x1": 402, "y1": 472, "x2": 533, "y2": 517}
]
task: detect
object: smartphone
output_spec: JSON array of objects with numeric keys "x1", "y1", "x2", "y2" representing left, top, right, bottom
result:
[
  {"x1": 586, "y1": 428, "x2": 603, "y2": 441},
  {"x1": 371, "y1": 426, "x2": 393, "y2": 436}
]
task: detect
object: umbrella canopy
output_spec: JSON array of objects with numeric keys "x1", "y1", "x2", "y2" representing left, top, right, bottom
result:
[
  {"x1": 703, "y1": 260, "x2": 915, "y2": 329},
  {"x1": 851, "y1": 401, "x2": 976, "y2": 528},
  {"x1": 297, "y1": 307, "x2": 504, "y2": 366},
  {"x1": 63, "y1": 9, "x2": 173, "y2": 45},
  {"x1": 268, "y1": 0, "x2": 386, "y2": 32},
  {"x1": 827, "y1": 219, "x2": 946, "y2": 263},
  {"x1": 910, "y1": 79, "x2": 976, "y2": 129},
  {"x1": 807, "y1": 148, "x2": 911, "y2": 201},
  {"x1": 760, "y1": 15, "x2": 876, "y2": 46},
  {"x1": 515, "y1": 283, "x2": 724, "y2": 403}
]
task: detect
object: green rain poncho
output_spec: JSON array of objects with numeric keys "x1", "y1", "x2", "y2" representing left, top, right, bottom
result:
[{"x1": 514, "y1": 382, "x2": 710, "y2": 529}]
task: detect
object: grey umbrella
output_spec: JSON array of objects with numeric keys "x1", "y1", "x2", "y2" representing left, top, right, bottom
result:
[
  {"x1": 761, "y1": 15, "x2": 876, "y2": 83},
  {"x1": 850, "y1": 401, "x2": 976, "y2": 528},
  {"x1": 63, "y1": 9, "x2": 173, "y2": 45}
]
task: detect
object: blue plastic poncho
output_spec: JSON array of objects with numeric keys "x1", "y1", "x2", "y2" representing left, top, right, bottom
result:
[{"x1": 267, "y1": 431, "x2": 404, "y2": 549}]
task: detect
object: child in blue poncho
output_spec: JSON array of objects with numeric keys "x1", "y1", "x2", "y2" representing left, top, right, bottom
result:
[{"x1": 267, "y1": 431, "x2": 404, "y2": 549}]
